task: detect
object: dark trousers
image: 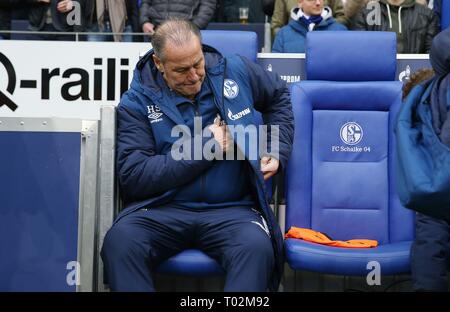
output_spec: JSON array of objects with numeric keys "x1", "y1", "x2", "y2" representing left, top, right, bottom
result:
[
  {"x1": 101, "y1": 206, "x2": 275, "y2": 291},
  {"x1": 411, "y1": 212, "x2": 450, "y2": 291}
]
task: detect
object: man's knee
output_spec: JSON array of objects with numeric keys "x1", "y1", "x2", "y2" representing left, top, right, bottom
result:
[
  {"x1": 235, "y1": 227, "x2": 274, "y2": 262},
  {"x1": 101, "y1": 224, "x2": 147, "y2": 262}
]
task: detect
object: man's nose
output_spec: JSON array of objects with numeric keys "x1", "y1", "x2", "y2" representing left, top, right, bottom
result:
[{"x1": 187, "y1": 68, "x2": 200, "y2": 82}]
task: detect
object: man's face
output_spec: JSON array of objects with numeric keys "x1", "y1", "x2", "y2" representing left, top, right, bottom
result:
[
  {"x1": 299, "y1": 0, "x2": 324, "y2": 16},
  {"x1": 153, "y1": 36, "x2": 205, "y2": 100}
]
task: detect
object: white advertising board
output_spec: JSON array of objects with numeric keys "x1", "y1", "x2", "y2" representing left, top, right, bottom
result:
[{"x1": 0, "y1": 40, "x2": 151, "y2": 120}]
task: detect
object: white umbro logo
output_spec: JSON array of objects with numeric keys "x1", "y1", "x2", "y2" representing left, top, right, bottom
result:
[{"x1": 147, "y1": 105, "x2": 163, "y2": 123}]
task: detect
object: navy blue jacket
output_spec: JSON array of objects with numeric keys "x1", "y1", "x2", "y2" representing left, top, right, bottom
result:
[{"x1": 115, "y1": 45, "x2": 294, "y2": 290}]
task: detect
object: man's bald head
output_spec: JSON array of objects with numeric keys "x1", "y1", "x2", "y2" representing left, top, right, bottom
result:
[{"x1": 151, "y1": 19, "x2": 202, "y2": 63}]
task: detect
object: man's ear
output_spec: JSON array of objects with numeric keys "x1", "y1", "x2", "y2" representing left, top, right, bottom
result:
[{"x1": 152, "y1": 54, "x2": 164, "y2": 73}]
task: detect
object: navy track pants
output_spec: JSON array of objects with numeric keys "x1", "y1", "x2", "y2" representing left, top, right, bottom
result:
[
  {"x1": 101, "y1": 206, "x2": 275, "y2": 291},
  {"x1": 411, "y1": 212, "x2": 450, "y2": 291}
]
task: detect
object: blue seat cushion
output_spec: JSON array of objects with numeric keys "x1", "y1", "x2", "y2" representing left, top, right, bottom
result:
[
  {"x1": 156, "y1": 249, "x2": 225, "y2": 276},
  {"x1": 285, "y1": 239, "x2": 412, "y2": 276}
]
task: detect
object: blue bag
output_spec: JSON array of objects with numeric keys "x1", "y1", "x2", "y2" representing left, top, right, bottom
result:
[{"x1": 395, "y1": 80, "x2": 450, "y2": 221}]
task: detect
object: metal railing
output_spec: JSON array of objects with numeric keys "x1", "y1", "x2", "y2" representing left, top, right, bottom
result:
[
  {"x1": 0, "y1": 30, "x2": 149, "y2": 41},
  {"x1": 0, "y1": 22, "x2": 273, "y2": 52}
]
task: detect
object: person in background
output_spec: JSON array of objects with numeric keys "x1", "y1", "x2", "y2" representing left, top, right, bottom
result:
[
  {"x1": 271, "y1": 0, "x2": 347, "y2": 36},
  {"x1": 28, "y1": 0, "x2": 85, "y2": 40},
  {"x1": 0, "y1": 0, "x2": 17, "y2": 39},
  {"x1": 352, "y1": 0, "x2": 439, "y2": 53},
  {"x1": 139, "y1": 0, "x2": 217, "y2": 37},
  {"x1": 272, "y1": 0, "x2": 347, "y2": 53},
  {"x1": 402, "y1": 27, "x2": 450, "y2": 292},
  {"x1": 428, "y1": 0, "x2": 443, "y2": 30},
  {"x1": 84, "y1": 0, "x2": 128, "y2": 42},
  {"x1": 126, "y1": 0, "x2": 143, "y2": 42},
  {"x1": 343, "y1": 0, "x2": 371, "y2": 28}
]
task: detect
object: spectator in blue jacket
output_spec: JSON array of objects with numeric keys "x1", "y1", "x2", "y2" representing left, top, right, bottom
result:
[
  {"x1": 272, "y1": 0, "x2": 347, "y2": 53},
  {"x1": 101, "y1": 18, "x2": 294, "y2": 292}
]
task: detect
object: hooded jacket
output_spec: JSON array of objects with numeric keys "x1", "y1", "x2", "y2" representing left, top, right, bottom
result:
[
  {"x1": 429, "y1": 26, "x2": 450, "y2": 147},
  {"x1": 395, "y1": 27, "x2": 450, "y2": 221},
  {"x1": 270, "y1": 0, "x2": 348, "y2": 36},
  {"x1": 272, "y1": 6, "x2": 347, "y2": 53},
  {"x1": 353, "y1": 0, "x2": 439, "y2": 53},
  {"x1": 115, "y1": 45, "x2": 294, "y2": 290}
]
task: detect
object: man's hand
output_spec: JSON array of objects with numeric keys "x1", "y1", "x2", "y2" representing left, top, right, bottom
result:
[
  {"x1": 57, "y1": 0, "x2": 73, "y2": 13},
  {"x1": 142, "y1": 22, "x2": 155, "y2": 35},
  {"x1": 260, "y1": 156, "x2": 279, "y2": 180},
  {"x1": 208, "y1": 124, "x2": 233, "y2": 154}
]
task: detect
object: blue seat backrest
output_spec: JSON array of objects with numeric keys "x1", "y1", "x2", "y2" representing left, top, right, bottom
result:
[
  {"x1": 306, "y1": 31, "x2": 397, "y2": 82},
  {"x1": 286, "y1": 31, "x2": 414, "y2": 244},
  {"x1": 201, "y1": 30, "x2": 258, "y2": 62}
]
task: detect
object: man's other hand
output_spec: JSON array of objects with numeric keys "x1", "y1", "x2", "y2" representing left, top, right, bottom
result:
[
  {"x1": 260, "y1": 156, "x2": 279, "y2": 180},
  {"x1": 208, "y1": 124, "x2": 233, "y2": 154}
]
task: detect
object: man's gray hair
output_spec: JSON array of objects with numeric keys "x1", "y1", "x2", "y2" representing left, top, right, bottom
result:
[{"x1": 152, "y1": 18, "x2": 202, "y2": 62}]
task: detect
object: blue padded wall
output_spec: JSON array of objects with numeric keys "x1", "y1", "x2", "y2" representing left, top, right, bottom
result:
[{"x1": 0, "y1": 132, "x2": 80, "y2": 291}]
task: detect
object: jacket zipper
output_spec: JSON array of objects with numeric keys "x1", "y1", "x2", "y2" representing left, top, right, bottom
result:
[
  {"x1": 207, "y1": 60, "x2": 227, "y2": 121},
  {"x1": 194, "y1": 104, "x2": 204, "y2": 202}
]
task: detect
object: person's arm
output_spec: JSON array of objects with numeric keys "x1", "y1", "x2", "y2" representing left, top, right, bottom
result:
[
  {"x1": 327, "y1": 0, "x2": 350, "y2": 27},
  {"x1": 116, "y1": 94, "x2": 215, "y2": 201},
  {"x1": 191, "y1": 0, "x2": 217, "y2": 29},
  {"x1": 351, "y1": 7, "x2": 369, "y2": 30},
  {"x1": 241, "y1": 57, "x2": 294, "y2": 172},
  {"x1": 344, "y1": 0, "x2": 365, "y2": 19},
  {"x1": 270, "y1": 0, "x2": 288, "y2": 37},
  {"x1": 139, "y1": 0, "x2": 153, "y2": 27},
  {"x1": 433, "y1": 0, "x2": 442, "y2": 29},
  {"x1": 424, "y1": 9, "x2": 440, "y2": 53}
]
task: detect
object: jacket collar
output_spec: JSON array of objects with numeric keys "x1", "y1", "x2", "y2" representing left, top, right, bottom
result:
[{"x1": 131, "y1": 45, "x2": 224, "y2": 126}]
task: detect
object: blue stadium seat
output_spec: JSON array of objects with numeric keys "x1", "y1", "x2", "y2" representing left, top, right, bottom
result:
[
  {"x1": 205, "y1": 23, "x2": 265, "y2": 53},
  {"x1": 285, "y1": 31, "x2": 415, "y2": 276},
  {"x1": 201, "y1": 30, "x2": 258, "y2": 62}
]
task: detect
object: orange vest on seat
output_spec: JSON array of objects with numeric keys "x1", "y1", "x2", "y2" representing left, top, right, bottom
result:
[{"x1": 285, "y1": 227, "x2": 378, "y2": 248}]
